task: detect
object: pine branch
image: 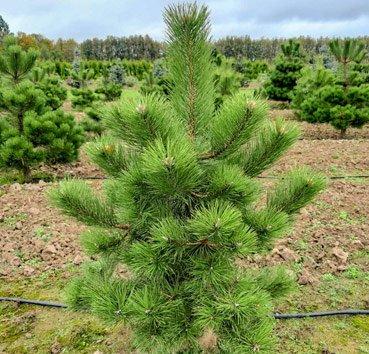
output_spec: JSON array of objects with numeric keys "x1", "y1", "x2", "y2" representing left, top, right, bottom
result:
[
  {"x1": 80, "y1": 228, "x2": 127, "y2": 255},
  {"x1": 103, "y1": 93, "x2": 182, "y2": 148},
  {"x1": 65, "y1": 258, "x2": 126, "y2": 315},
  {"x1": 267, "y1": 167, "x2": 327, "y2": 215},
  {"x1": 49, "y1": 179, "x2": 119, "y2": 228},
  {"x1": 202, "y1": 92, "x2": 267, "y2": 159},
  {"x1": 140, "y1": 137, "x2": 203, "y2": 201},
  {"x1": 243, "y1": 207, "x2": 291, "y2": 248},
  {"x1": 165, "y1": 3, "x2": 215, "y2": 139},
  {"x1": 234, "y1": 117, "x2": 300, "y2": 177},
  {"x1": 85, "y1": 137, "x2": 137, "y2": 177},
  {"x1": 206, "y1": 163, "x2": 261, "y2": 207},
  {"x1": 256, "y1": 267, "x2": 296, "y2": 299}
]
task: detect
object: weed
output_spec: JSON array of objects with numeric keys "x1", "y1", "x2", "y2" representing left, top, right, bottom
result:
[{"x1": 34, "y1": 227, "x2": 53, "y2": 241}]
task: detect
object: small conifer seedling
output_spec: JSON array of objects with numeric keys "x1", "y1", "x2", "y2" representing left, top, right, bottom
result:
[
  {"x1": 265, "y1": 39, "x2": 304, "y2": 101},
  {"x1": 51, "y1": 4, "x2": 325, "y2": 352},
  {"x1": 0, "y1": 36, "x2": 84, "y2": 181},
  {"x1": 293, "y1": 39, "x2": 369, "y2": 137}
]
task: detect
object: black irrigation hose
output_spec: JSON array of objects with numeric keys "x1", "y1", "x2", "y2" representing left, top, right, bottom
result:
[
  {"x1": 328, "y1": 175, "x2": 369, "y2": 179},
  {"x1": 0, "y1": 297, "x2": 67, "y2": 308},
  {"x1": 257, "y1": 175, "x2": 369, "y2": 180},
  {"x1": 274, "y1": 309, "x2": 369, "y2": 319},
  {"x1": 2, "y1": 297, "x2": 369, "y2": 319},
  {"x1": 79, "y1": 175, "x2": 369, "y2": 181}
]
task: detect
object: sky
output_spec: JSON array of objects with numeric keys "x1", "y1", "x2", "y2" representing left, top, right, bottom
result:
[{"x1": 2, "y1": 0, "x2": 369, "y2": 42}]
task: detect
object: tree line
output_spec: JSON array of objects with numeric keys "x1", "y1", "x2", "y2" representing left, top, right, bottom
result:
[{"x1": 3, "y1": 14, "x2": 369, "y2": 62}]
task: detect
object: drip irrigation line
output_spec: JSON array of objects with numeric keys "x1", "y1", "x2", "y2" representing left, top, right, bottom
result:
[
  {"x1": 1, "y1": 297, "x2": 369, "y2": 319},
  {"x1": 0, "y1": 297, "x2": 67, "y2": 308},
  {"x1": 297, "y1": 137, "x2": 369, "y2": 141},
  {"x1": 328, "y1": 175, "x2": 369, "y2": 179},
  {"x1": 78, "y1": 174, "x2": 369, "y2": 182},
  {"x1": 274, "y1": 309, "x2": 369, "y2": 319},
  {"x1": 257, "y1": 174, "x2": 369, "y2": 180},
  {"x1": 4, "y1": 173, "x2": 369, "y2": 185}
]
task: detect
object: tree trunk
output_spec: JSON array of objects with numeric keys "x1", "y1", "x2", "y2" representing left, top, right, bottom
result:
[
  {"x1": 21, "y1": 164, "x2": 31, "y2": 183},
  {"x1": 17, "y1": 112, "x2": 24, "y2": 134},
  {"x1": 340, "y1": 128, "x2": 347, "y2": 139},
  {"x1": 343, "y1": 61, "x2": 349, "y2": 93}
]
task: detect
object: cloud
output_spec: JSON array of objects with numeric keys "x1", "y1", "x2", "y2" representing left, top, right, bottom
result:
[{"x1": 1, "y1": 0, "x2": 369, "y2": 41}]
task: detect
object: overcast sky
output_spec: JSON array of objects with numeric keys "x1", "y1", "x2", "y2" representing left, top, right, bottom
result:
[{"x1": 2, "y1": 0, "x2": 369, "y2": 41}]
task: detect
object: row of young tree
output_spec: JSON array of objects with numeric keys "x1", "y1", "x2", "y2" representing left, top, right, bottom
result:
[
  {"x1": 265, "y1": 38, "x2": 369, "y2": 136},
  {"x1": 0, "y1": 34, "x2": 172, "y2": 181},
  {"x1": 140, "y1": 37, "x2": 369, "y2": 138},
  {"x1": 214, "y1": 35, "x2": 369, "y2": 61},
  {"x1": 1, "y1": 31, "x2": 367, "y2": 183},
  {"x1": 0, "y1": 36, "x2": 160, "y2": 181}
]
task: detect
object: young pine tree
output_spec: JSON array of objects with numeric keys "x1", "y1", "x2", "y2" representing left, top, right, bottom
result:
[
  {"x1": 293, "y1": 39, "x2": 369, "y2": 137},
  {"x1": 81, "y1": 105, "x2": 105, "y2": 136},
  {"x1": 70, "y1": 61, "x2": 99, "y2": 109},
  {"x1": 0, "y1": 37, "x2": 84, "y2": 181},
  {"x1": 51, "y1": 4, "x2": 325, "y2": 352},
  {"x1": 214, "y1": 59, "x2": 242, "y2": 109},
  {"x1": 265, "y1": 39, "x2": 304, "y2": 101},
  {"x1": 329, "y1": 39, "x2": 366, "y2": 90}
]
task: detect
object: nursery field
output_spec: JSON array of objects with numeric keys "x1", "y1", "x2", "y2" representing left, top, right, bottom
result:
[
  {"x1": 3, "y1": 3, "x2": 369, "y2": 352},
  {"x1": 1, "y1": 104, "x2": 369, "y2": 354}
]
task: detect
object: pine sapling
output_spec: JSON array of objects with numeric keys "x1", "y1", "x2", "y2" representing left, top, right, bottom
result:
[
  {"x1": 265, "y1": 39, "x2": 304, "y2": 101},
  {"x1": 329, "y1": 39, "x2": 366, "y2": 91},
  {"x1": 294, "y1": 39, "x2": 369, "y2": 137},
  {"x1": 0, "y1": 36, "x2": 84, "y2": 181},
  {"x1": 51, "y1": 4, "x2": 326, "y2": 352}
]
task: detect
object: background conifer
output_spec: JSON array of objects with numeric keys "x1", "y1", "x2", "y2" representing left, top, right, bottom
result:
[
  {"x1": 0, "y1": 36, "x2": 84, "y2": 181},
  {"x1": 293, "y1": 39, "x2": 369, "y2": 137},
  {"x1": 265, "y1": 39, "x2": 304, "y2": 101}
]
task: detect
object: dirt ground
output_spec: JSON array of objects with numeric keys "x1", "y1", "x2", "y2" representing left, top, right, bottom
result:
[
  {"x1": 270, "y1": 108, "x2": 369, "y2": 140},
  {"x1": 1, "y1": 107, "x2": 369, "y2": 353},
  {"x1": 1, "y1": 178, "x2": 369, "y2": 281}
]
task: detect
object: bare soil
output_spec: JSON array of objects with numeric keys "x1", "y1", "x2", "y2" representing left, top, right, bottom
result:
[
  {"x1": 270, "y1": 109, "x2": 369, "y2": 140},
  {"x1": 1, "y1": 177, "x2": 368, "y2": 283},
  {"x1": 0, "y1": 181, "x2": 86, "y2": 279},
  {"x1": 268, "y1": 139, "x2": 369, "y2": 176}
]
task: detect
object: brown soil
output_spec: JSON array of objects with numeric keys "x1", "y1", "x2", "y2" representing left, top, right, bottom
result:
[
  {"x1": 269, "y1": 139, "x2": 369, "y2": 176},
  {"x1": 269, "y1": 109, "x2": 369, "y2": 140},
  {"x1": 1, "y1": 177, "x2": 368, "y2": 283},
  {"x1": 0, "y1": 181, "x2": 89, "y2": 279},
  {"x1": 33, "y1": 120, "x2": 369, "y2": 181},
  {"x1": 240, "y1": 180, "x2": 369, "y2": 281},
  {"x1": 35, "y1": 139, "x2": 369, "y2": 182},
  {"x1": 39, "y1": 150, "x2": 104, "y2": 180}
]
